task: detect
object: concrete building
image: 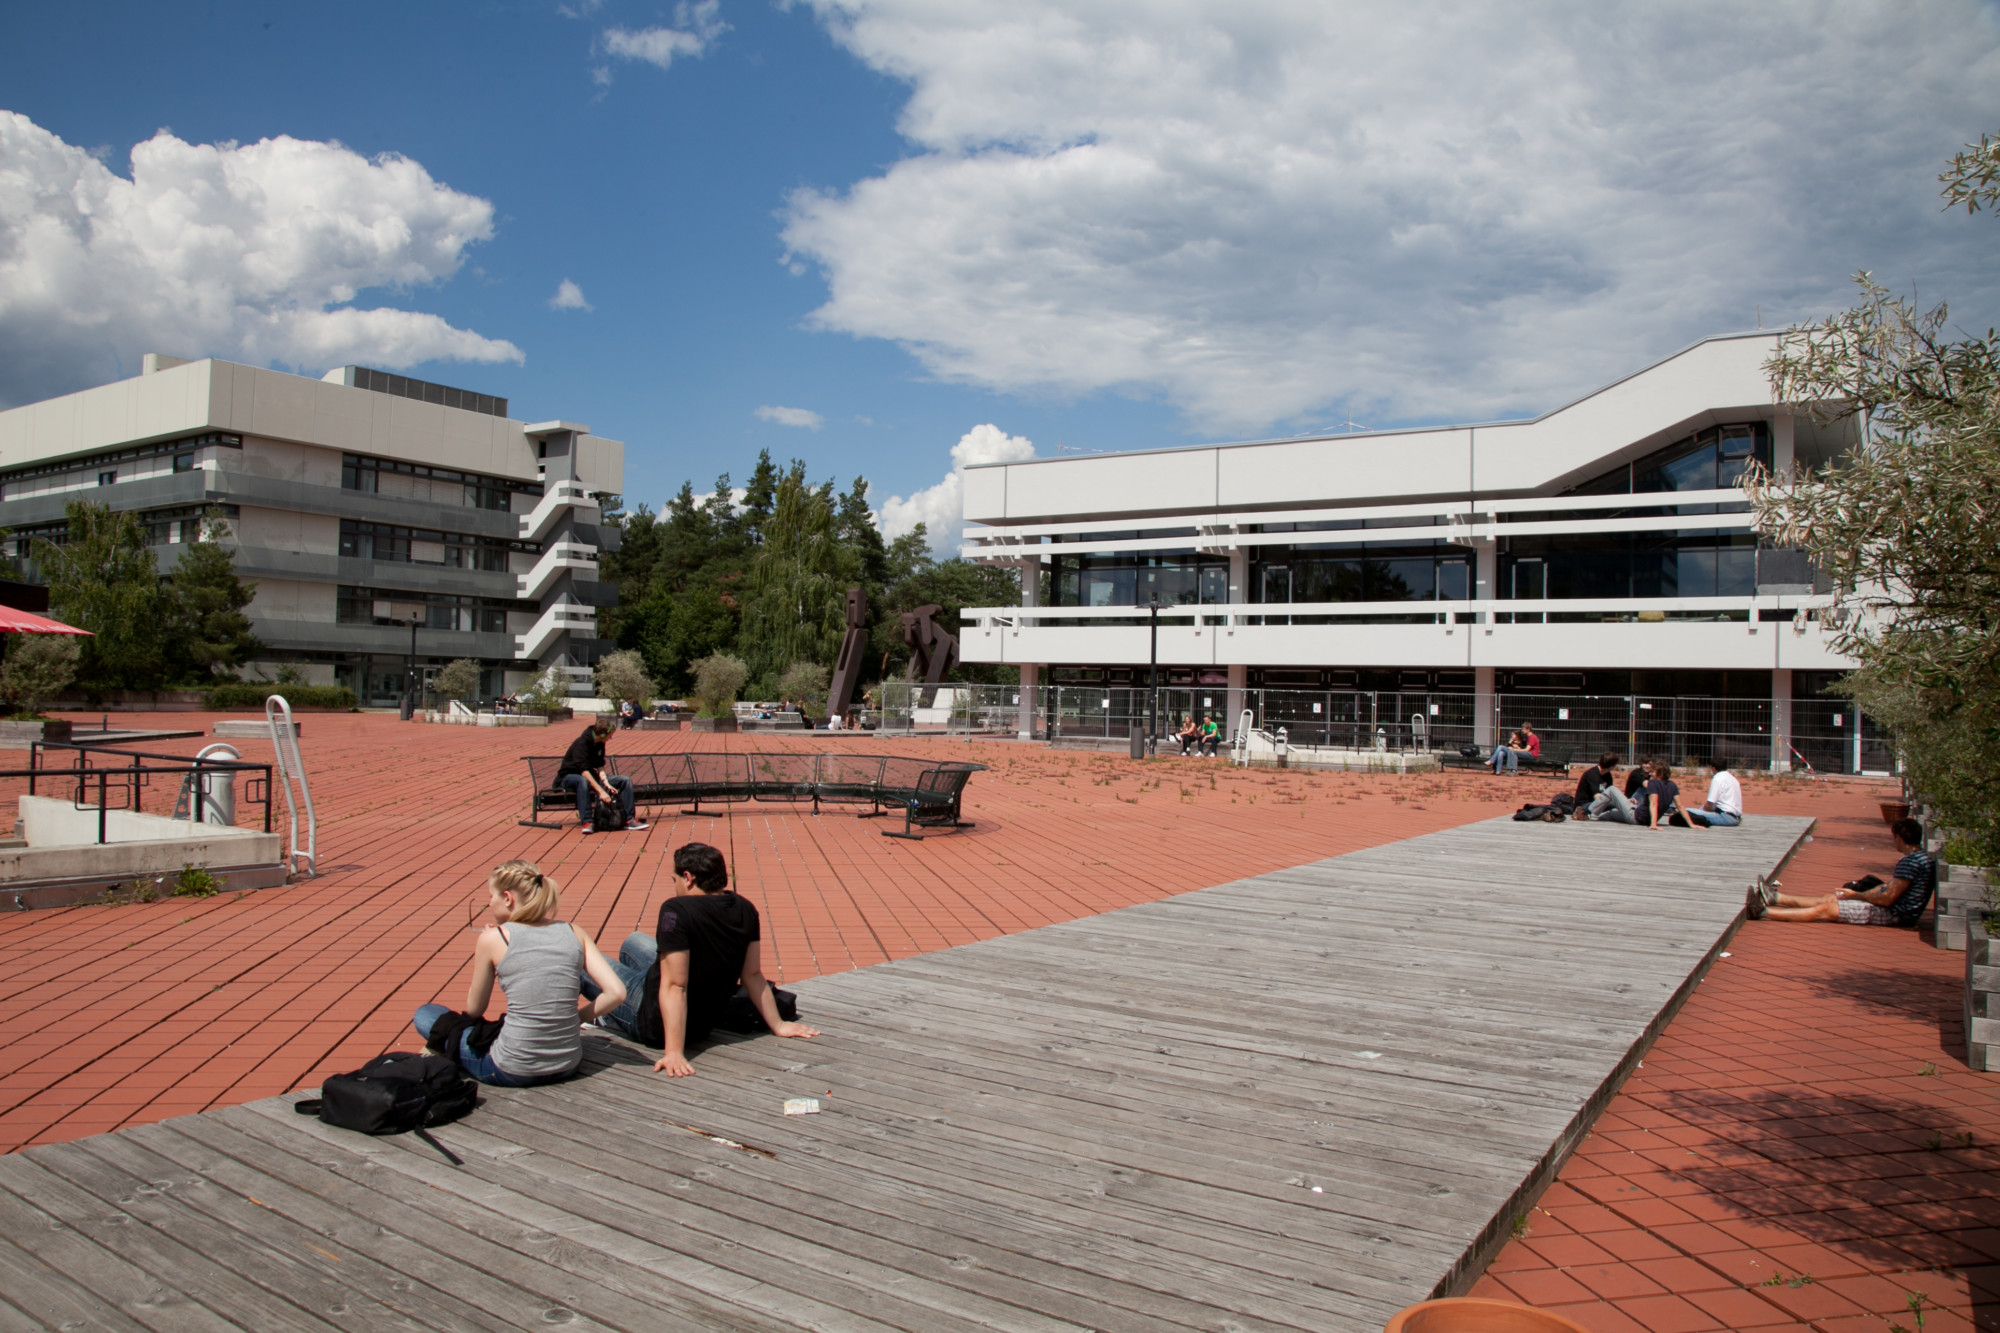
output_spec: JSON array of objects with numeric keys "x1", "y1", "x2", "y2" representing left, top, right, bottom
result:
[
  {"x1": 960, "y1": 332, "x2": 1879, "y2": 772},
  {"x1": 0, "y1": 355, "x2": 622, "y2": 705}
]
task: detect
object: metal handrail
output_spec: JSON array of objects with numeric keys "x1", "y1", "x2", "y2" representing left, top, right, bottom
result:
[
  {"x1": 266, "y1": 696, "x2": 316, "y2": 877},
  {"x1": 17, "y1": 742, "x2": 274, "y2": 845}
]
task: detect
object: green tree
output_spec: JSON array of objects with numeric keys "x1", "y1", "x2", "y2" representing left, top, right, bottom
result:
[
  {"x1": 594, "y1": 648, "x2": 656, "y2": 705},
  {"x1": 690, "y1": 652, "x2": 748, "y2": 717},
  {"x1": 36, "y1": 500, "x2": 169, "y2": 691},
  {"x1": 164, "y1": 511, "x2": 260, "y2": 680},
  {"x1": 738, "y1": 463, "x2": 856, "y2": 682},
  {"x1": 0, "y1": 634, "x2": 80, "y2": 717},
  {"x1": 433, "y1": 657, "x2": 481, "y2": 702},
  {"x1": 1747, "y1": 130, "x2": 2000, "y2": 854},
  {"x1": 777, "y1": 661, "x2": 831, "y2": 716},
  {"x1": 873, "y1": 548, "x2": 1020, "y2": 685}
]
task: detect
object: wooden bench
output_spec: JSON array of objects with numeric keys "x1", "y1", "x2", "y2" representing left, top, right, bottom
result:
[
  {"x1": 520, "y1": 752, "x2": 986, "y2": 838},
  {"x1": 1439, "y1": 743, "x2": 1576, "y2": 775}
]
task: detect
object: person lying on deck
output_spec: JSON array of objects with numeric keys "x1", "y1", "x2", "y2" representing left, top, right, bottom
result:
[
  {"x1": 582, "y1": 842, "x2": 819, "y2": 1076},
  {"x1": 1746, "y1": 818, "x2": 1936, "y2": 927},
  {"x1": 414, "y1": 860, "x2": 627, "y2": 1086}
]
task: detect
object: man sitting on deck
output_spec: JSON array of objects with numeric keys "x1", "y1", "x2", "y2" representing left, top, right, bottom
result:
[
  {"x1": 1683, "y1": 758, "x2": 1744, "y2": 827},
  {"x1": 557, "y1": 716, "x2": 648, "y2": 833},
  {"x1": 1747, "y1": 818, "x2": 1935, "y2": 926},
  {"x1": 583, "y1": 843, "x2": 819, "y2": 1075},
  {"x1": 1574, "y1": 752, "x2": 1635, "y2": 822}
]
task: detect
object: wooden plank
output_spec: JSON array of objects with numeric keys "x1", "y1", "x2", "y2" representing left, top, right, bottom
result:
[{"x1": 11, "y1": 814, "x2": 1811, "y2": 1332}]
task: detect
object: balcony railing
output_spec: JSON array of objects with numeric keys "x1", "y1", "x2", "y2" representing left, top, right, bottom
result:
[{"x1": 963, "y1": 592, "x2": 1840, "y2": 629}]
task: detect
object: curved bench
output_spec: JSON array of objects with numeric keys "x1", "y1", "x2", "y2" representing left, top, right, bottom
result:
[{"x1": 520, "y1": 752, "x2": 987, "y2": 840}]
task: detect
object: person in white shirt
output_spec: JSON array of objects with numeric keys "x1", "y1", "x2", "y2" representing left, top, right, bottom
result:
[{"x1": 1685, "y1": 758, "x2": 1744, "y2": 827}]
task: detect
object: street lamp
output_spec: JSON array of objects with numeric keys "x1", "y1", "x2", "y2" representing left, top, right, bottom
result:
[
  {"x1": 1147, "y1": 595, "x2": 1160, "y2": 759},
  {"x1": 373, "y1": 599, "x2": 426, "y2": 720}
]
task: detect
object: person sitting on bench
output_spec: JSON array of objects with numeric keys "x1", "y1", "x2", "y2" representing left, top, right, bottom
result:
[
  {"x1": 558, "y1": 716, "x2": 648, "y2": 833},
  {"x1": 1684, "y1": 758, "x2": 1743, "y2": 827},
  {"x1": 1574, "y1": 752, "x2": 1633, "y2": 821},
  {"x1": 1200, "y1": 715, "x2": 1222, "y2": 756},
  {"x1": 1177, "y1": 716, "x2": 1200, "y2": 754},
  {"x1": 582, "y1": 842, "x2": 818, "y2": 1076},
  {"x1": 1748, "y1": 818, "x2": 1935, "y2": 926},
  {"x1": 1489, "y1": 729, "x2": 1529, "y2": 774}
]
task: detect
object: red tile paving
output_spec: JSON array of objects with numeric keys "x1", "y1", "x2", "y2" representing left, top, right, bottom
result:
[
  {"x1": 1473, "y1": 781, "x2": 2000, "y2": 1333},
  {"x1": 1, "y1": 710, "x2": 1559, "y2": 1151},
  {"x1": 9, "y1": 715, "x2": 1981, "y2": 1333}
]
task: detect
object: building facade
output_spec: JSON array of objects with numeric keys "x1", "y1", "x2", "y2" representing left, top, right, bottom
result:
[
  {"x1": 0, "y1": 355, "x2": 622, "y2": 705},
  {"x1": 960, "y1": 333, "x2": 1877, "y2": 772}
]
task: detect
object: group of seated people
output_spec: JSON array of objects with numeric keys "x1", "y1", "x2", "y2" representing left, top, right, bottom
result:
[
  {"x1": 414, "y1": 842, "x2": 820, "y2": 1086},
  {"x1": 1488, "y1": 722, "x2": 1543, "y2": 773},
  {"x1": 1571, "y1": 752, "x2": 1743, "y2": 829},
  {"x1": 1174, "y1": 715, "x2": 1223, "y2": 755}
]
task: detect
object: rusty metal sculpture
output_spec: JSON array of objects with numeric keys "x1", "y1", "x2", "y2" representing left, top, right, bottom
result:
[
  {"x1": 900, "y1": 604, "x2": 959, "y2": 708},
  {"x1": 827, "y1": 586, "x2": 870, "y2": 723}
]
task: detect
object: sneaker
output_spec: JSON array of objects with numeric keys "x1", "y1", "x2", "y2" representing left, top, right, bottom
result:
[
  {"x1": 627, "y1": 820, "x2": 650, "y2": 832},
  {"x1": 1744, "y1": 884, "x2": 1766, "y2": 920},
  {"x1": 580, "y1": 823, "x2": 595, "y2": 835},
  {"x1": 1756, "y1": 876, "x2": 1778, "y2": 908}
]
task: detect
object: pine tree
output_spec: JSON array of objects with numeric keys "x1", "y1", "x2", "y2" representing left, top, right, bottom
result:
[{"x1": 165, "y1": 526, "x2": 261, "y2": 679}]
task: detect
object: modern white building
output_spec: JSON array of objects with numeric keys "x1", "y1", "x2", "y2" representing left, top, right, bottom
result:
[
  {"x1": 960, "y1": 333, "x2": 1879, "y2": 772},
  {"x1": 0, "y1": 355, "x2": 622, "y2": 705}
]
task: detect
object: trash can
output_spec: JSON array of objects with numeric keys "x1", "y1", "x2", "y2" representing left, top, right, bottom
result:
[
  {"x1": 1129, "y1": 726, "x2": 1146, "y2": 760},
  {"x1": 181, "y1": 744, "x2": 240, "y2": 825},
  {"x1": 1276, "y1": 727, "x2": 1289, "y2": 769}
]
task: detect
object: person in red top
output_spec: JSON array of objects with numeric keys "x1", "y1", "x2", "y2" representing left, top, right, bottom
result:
[{"x1": 1520, "y1": 722, "x2": 1541, "y2": 758}]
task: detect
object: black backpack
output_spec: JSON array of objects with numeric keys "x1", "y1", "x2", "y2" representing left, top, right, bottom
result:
[
  {"x1": 592, "y1": 799, "x2": 627, "y2": 832},
  {"x1": 295, "y1": 1052, "x2": 477, "y2": 1145}
]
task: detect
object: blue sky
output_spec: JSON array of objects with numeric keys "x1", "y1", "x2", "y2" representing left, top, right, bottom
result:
[{"x1": 4, "y1": 1, "x2": 1999, "y2": 543}]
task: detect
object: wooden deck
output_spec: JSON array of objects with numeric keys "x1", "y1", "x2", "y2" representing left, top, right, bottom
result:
[{"x1": 0, "y1": 814, "x2": 1812, "y2": 1332}]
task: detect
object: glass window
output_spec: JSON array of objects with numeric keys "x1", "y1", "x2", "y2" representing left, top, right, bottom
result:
[
  {"x1": 173, "y1": 454, "x2": 195, "y2": 473},
  {"x1": 1438, "y1": 559, "x2": 1470, "y2": 601}
]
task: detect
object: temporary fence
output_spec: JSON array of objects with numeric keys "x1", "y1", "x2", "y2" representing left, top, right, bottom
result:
[{"x1": 876, "y1": 682, "x2": 1892, "y2": 775}]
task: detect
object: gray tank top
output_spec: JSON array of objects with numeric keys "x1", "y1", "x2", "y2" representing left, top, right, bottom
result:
[{"x1": 488, "y1": 920, "x2": 584, "y2": 1079}]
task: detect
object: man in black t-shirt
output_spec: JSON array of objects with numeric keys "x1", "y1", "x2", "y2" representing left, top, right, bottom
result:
[
  {"x1": 556, "y1": 717, "x2": 647, "y2": 832},
  {"x1": 584, "y1": 842, "x2": 818, "y2": 1076},
  {"x1": 1748, "y1": 818, "x2": 1935, "y2": 927},
  {"x1": 1574, "y1": 752, "x2": 1631, "y2": 821}
]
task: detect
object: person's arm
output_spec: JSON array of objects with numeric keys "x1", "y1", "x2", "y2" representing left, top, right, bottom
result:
[
  {"x1": 1648, "y1": 791, "x2": 1662, "y2": 829},
  {"x1": 574, "y1": 927, "x2": 627, "y2": 1021},
  {"x1": 652, "y1": 949, "x2": 695, "y2": 1076},
  {"x1": 739, "y1": 942, "x2": 820, "y2": 1041},
  {"x1": 465, "y1": 928, "x2": 503, "y2": 1016},
  {"x1": 1841, "y1": 876, "x2": 1910, "y2": 906}
]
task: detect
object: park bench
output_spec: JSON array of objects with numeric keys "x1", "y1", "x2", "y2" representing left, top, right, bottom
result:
[
  {"x1": 1439, "y1": 743, "x2": 1576, "y2": 775},
  {"x1": 520, "y1": 751, "x2": 986, "y2": 838}
]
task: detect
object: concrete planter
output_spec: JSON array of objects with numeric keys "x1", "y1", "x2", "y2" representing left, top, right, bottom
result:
[
  {"x1": 689, "y1": 716, "x2": 738, "y2": 734},
  {"x1": 636, "y1": 716, "x2": 684, "y2": 731},
  {"x1": 535, "y1": 708, "x2": 575, "y2": 724},
  {"x1": 0, "y1": 719, "x2": 72, "y2": 749},
  {"x1": 1937, "y1": 864, "x2": 1995, "y2": 952},
  {"x1": 1970, "y1": 914, "x2": 1999, "y2": 1073}
]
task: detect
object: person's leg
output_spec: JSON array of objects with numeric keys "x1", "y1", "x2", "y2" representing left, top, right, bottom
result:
[
  {"x1": 454, "y1": 1031, "x2": 569, "y2": 1086},
  {"x1": 587, "y1": 932, "x2": 657, "y2": 1037},
  {"x1": 1488, "y1": 744, "x2": 1506, "y2": 771},
  {"x1": 413, "y1": 1002, "x2": 449, "y2": 1042},
  {"x1": 1763, "y1": 893, "x2": 1842, "y2": 921},
  {"x1": 561, "y1": 773, "x2": 592, "y2": 821},
  {"x1": 1701, "y1": 809, "x2": 1741, "y2": 827},
  {"x1": 1503, "y1": 748, "x2": 1519, "y2": 774},
  {"x1": 612, "y1": 775, "x2": 637, "y2": 821}
]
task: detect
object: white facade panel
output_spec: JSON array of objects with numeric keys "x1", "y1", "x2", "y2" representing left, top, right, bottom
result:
[
  {"x1": 1218, "y1": 430, "x2": 1472, "y2": 509},
  {"x1": 993, "y1": 449, "x2": 1218, "y2": 522}
]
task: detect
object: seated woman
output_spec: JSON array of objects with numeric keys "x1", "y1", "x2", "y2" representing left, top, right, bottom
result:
[
  {"x1": 1489, "y1": 729, "x2": 1526, "y2": 774},
  {"x1": 415, "y1": 860, "x2": 627, "y2": 1086},
  {"x1": 1644, "y1": 761, "x2": 1695, "y2": 829},
  {"x1": 1747, "y1": 818, "x2": 1934, "y2": 926},
  {"x1": 585, "y1": 842, "x2": 819, "y2": 1076},
  {"x1": 1177, "y1": 717, "x2": 1200, "y2": 754}
]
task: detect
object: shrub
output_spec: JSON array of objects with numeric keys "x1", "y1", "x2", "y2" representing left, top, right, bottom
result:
[
  {"x1": 519, "y1": 666, "x2": 573, "y2": 713},
  {"x1": 690, "y1": 653, "x2": 749, "y2": 718},
  {"x1": 432, "y1": 658, "x2": 481, "y2": 703},
  {"x1": 173, "y1": 863, "x2": 220, "y2": 898},
  {"x1": 594, "y1": 649, "x2": 655, "y2": 708},
  {"x1": 0, "y1": 634, "x2": 80, "y2": 718},
  {"x1": 205, "y1": 683, "x2": 359, "y2": 710},
  {"x1": 777, "y1": 661, "x2": 831, "y2": 717}
]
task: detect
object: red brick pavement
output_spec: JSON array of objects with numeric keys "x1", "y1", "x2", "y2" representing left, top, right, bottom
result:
[
  {"x1": 1474, "y1": 785, "x2": 1999, "y2": 1333},
  {"x1": 0, "y1": 711, "x2": 1558, "y2": 1151}
]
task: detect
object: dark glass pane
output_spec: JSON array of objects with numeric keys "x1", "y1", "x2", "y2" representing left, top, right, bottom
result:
[
  {"x1": 1438, "y1": 560, "x2": 1469, "y2": 601},
  {"x1": 1716, "y1": 543, "x2": 1757, "y2": 596}
]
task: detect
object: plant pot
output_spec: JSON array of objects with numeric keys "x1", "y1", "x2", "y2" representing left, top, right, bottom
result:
[
  {"x1": 690, "y1": 716, "x2": 737, "y2": 734},
  {"x1": 1969, "y1": 913, "x2": 1999, "y2": 1073},
  {"x1": 1881, "y1": 801, "x2": 1910, "y2": 826},
  {"x1": 1385, "y1": 1298, "x2": 1594, "y2": 1333}
]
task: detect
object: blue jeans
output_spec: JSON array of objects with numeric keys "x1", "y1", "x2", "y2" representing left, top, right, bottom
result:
[
  {"x1": 561, "y1": 773, "x2": 635, "y2": 823},
  {"x1": 580, "y1": 932, "x2": 657, "y2": 1039},
  {"x1": 1687, "y1": 807, "x2": 1741, "y2": 827},
  {"x1": 1489, "y1": 744, "x2": 1519, "y2": 773},
  {"x1": 411, "y1": 1004, "x2": 573, "y2": 1087}
]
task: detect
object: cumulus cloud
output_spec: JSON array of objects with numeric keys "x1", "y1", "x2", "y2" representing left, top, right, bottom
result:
[
  {"x1": 549, "y1": 279, "x2": 592, "y2": 311},
  {"x1": 602, "y1": 1, "x2": 727, "y2": 71},
  {"x1": 786, "y1": 1, "x2": 2000, "y2": 434},
  {"x1": 878, "y1": 423, "x2": 1035, "y2": 551},
  {"x1": 0, "y1": 111, "x2": 519, "y2": 407},
  {"x1": 755, "y1": 404, "x2": 825, "y2": 429}
]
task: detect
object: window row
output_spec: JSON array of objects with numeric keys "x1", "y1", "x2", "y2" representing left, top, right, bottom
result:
[
  {"x1": 337, "y1": 519, "x2": 534, "y2": 571},
  {"x1": 341, "y1": 453, "x2": 541, "y2": 513},
  {"x1": 335, "y1": 586, "x2": 536, "y2": 634}
]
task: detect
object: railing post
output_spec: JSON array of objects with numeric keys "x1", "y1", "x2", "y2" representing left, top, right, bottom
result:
[{"x1": 98, "y1": 772, "x2": 107, "y2": 845}]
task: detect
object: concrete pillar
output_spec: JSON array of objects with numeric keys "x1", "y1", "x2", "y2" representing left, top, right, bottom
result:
[
  {"x1": 1226, "y1": 545, "x2": 1249, "y2": 739},
  {"x1": 1016, "y1": 556, "x2": 1040, "y2": 739},
  {"x1": 1771, "y1": 668, "x2": 1793, "y2": 772},
  {"x1": 1474, "y1": 666, "x2": 1496, "y2": 748},
  {"x1": 1772, "y1": 412, "x2": 1795, "y2": 478}
]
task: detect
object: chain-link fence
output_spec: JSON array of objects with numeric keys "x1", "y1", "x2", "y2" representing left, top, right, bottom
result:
[{"x1": 877, "y1": 682, "x2": 1890, "y2": 774}]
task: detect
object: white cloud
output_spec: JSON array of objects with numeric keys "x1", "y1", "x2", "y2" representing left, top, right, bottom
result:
[
  {"x1": 755, "y1": 404, "x2": 825, "y2": 429},
  {"x1": 787, "y1": 1, "x2": 2000, "y2": 434},
  {"x1": 878, "y1": 423, "x2": 1034, "y2": 551},
  {"x1": 0, "y1": 112, "x2": 519, "y2": 407},
  {"x1": 602, "y1": 1, "x2": 727, "y2": 72},
  {"x1": 549, "y1": 279, "x2": 592, "y2": 311}
]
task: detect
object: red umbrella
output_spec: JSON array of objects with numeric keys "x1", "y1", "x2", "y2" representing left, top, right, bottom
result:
[{"x1": 0, "y1": 607, "x2": 91, "y2": 635}]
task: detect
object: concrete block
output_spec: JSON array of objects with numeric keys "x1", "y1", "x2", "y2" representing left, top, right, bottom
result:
[{"x1": 213, "y1": 720, "x2": 302, "y2": 739}]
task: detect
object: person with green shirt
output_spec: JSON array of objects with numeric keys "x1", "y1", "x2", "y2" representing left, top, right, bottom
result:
[{"x1": 1199, "y1": 714, "x2": 1221, "y2": 756}]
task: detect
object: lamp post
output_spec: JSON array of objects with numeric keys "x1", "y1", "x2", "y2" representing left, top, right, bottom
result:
[
  {"x1": 1147, "y1": 595, "x2": 1159, "y2": 758},
  {"x1": 400, "y1": 613, "x2": 421, "y2": 721}
]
